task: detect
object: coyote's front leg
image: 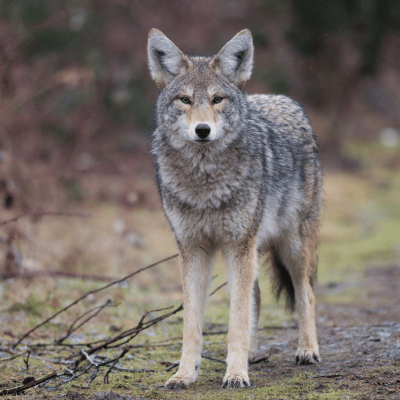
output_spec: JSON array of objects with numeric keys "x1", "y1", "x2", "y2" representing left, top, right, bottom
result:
[
  {"x1": 165, "y1": 247, "x2": 212, "y2": 389},
  {"x1": 222, "y1": 239, "x2": 258, "y2": 388}
]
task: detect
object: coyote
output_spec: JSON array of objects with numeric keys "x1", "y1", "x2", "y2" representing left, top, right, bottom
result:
[{"x1": 147, "y1": 28, "x2": 322, "y2": 389}]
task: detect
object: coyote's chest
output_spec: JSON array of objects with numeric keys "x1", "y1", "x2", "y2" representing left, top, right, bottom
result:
[
  {"x1": 157, "y1": 147, "x2": 262, "y2": 244},
  {"x1": 158, "y1": 146, "x2": 249, "y2": 209}
]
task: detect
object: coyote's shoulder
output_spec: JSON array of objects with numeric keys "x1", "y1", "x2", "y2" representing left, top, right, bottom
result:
[{"x1": 248, "y1": 94, "x2": 310, "y2": 130}]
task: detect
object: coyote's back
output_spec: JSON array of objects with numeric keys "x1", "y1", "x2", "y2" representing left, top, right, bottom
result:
[{"x1": 147, "y1": 28, "x2": 322, "y2": 390}]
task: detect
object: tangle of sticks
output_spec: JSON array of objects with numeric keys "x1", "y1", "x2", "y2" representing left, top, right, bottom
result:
[{"x1": 0, "y1": 253, "x2": 230, "y2": 394}]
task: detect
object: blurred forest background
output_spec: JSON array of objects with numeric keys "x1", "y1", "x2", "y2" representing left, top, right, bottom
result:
[{"x1": 1, "y1": 0, "x2": 400, "y2": 304}]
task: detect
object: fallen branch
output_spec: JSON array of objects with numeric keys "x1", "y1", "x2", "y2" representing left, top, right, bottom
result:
[
  {"x1": 13, "y1": 253, "x2": 178, "y2": 348},
  {"x1": 165, "y1": 361, "x2": 180, "y2": 372},
  {"x1": 45, "y1": 279, "x2": 228, "y2": 388},
  {"x1": 201, "y1": 355, "x2": 226, "y2": 364},
  {"x1": 0, "y1": 371, "x2": 57, "y2": 396},
  {"x1": 45, "y1": 365, "x2": 92, "y2": 390},
  {"x1": 73, "y1": 304, "x2": 183, "y2": 367}
]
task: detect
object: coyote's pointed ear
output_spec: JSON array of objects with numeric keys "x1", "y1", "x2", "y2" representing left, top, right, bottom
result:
[
  {"x1": 211, "y1": 30, "x2": 254, "y2": 89},
  {"x1": 147, "y1": 29, "x2": 189, "y2": 89}
]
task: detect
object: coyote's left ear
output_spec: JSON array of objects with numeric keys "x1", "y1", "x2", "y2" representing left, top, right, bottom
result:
[
  {"x1": 211, "y1": 30, "x2": 254, "y2": 89},
  {"x1": 147, "y1": 29, "x2": 190, "y2": 89}
]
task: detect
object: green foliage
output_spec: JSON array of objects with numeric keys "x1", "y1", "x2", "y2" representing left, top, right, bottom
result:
[
  {"x1": 3, "y1": 0, "x2": 49, "y2": 25},
  {"x1": 59, "y1": 176, "x2": 84, "y2": 202},
  {"x1": 252, "y1": 32, "x2": 269, "y2": 49},
  {"x1": 56, "y1": 88, "x2": 91, "y2": 115},
  {"x1": 104, "y1": 81, "x2": 153, "y2": 133},
  {"x1": 8, "y1": 294, "x2": 45, "y2": 316},
  {"x1": 254, "y1": 65, "x2": 291, "y2": 95},
  {"x1": 286, "y1": 0, "x2": 400, "y2": 73},
  {"x1": 79, "y1": 47, "x2": 107, "y2": 79},
  {"x1": 22, "y1": 28, "x2": 78, "y2": 56}
]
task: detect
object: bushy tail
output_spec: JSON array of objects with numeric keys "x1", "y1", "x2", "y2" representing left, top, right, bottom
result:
[{"x1": 270, "y1": 246, "x2": 295, "y2": 312}]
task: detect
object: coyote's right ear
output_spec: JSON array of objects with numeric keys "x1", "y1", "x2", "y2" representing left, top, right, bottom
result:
[
  {"x1": 211, "y1": 30, "x2": 254, "y2": 89},
  {"x1": 147, "y1": 29, "x2": 189, "y2": 89}
]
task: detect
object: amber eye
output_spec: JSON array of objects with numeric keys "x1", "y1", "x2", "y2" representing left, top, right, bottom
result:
[
  {"x1": 212, "y1": 96, "x2": 223, "y2": 104},
  {"x1": 180, "y1": 97, "x2": 191, "y2": 104}
]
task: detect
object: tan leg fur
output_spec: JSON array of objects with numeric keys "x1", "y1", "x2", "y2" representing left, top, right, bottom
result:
[
  {"x1": 277, "y1": 226, "x2": 320, "y2": 364},
  {"x1": 165, "y1": 247, "x2": 213, "y2": 389},
  {"x1": 249, "y1": 279, "x2": 261, "y2": 362},
  {"x1": 222, "y1": 239, "x2": 259, "y2": 388}
]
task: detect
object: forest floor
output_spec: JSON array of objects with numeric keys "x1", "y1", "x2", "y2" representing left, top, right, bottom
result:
[{"x1": 0, "y1": 139, "x2": 400, "y2": 399}]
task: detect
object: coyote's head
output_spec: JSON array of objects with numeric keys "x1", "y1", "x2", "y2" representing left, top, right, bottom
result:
[{"x1": 147, "y1": 29, "x2": 253, "y2": 148}]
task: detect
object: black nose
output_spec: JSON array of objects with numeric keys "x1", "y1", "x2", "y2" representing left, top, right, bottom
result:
[{"x1": 195, "y1": 124, "x2": 211, "y2": 139}]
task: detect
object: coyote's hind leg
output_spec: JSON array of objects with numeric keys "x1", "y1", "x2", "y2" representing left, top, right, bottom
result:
[{"x1": 277, "y1": 227, "x2": 320, "y2": 364}]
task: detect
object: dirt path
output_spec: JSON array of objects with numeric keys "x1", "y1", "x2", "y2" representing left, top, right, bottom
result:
[{"x1": 246, "y1": 264, "x2": 400, "y2": 399}]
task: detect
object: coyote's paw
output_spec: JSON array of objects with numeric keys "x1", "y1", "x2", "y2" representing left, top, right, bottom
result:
[
  {"x1": 295, "y1": 348, "x2": 320, "y2": 365},
  {"x1": 222, "y1": 372, "x2": 250, "y2": 389},
  {"x1": 165, "y1": 374, "x2": 195, "y2": 390}
]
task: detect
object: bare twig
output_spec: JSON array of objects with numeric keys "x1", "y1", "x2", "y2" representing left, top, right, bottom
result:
[
  {"x1": 209, "y1": 281, "x2": 228, "y2": 296},
  {"x1": 73, "y1": 304, "x2": 183, "y2": 366},
  {"x1": 80, "y1": 349, "x2": 99, "y2": 367},
  {"x1": 107, "y1": 365, "x2": 154, "y2": 373},
  {"x1": 165, "y1": 361, "x2": 180, "y2": 372},
  {"x1": 87, "y1": 366, "x2": 100, "y2": 387},
  {"x1": 23, "y1": 350, "x2": 30, "y2": 370},
  {"x1": 45, "y1": 365, "x2": 92, "y2": 390},
  {"x1": 103, "y1": 348, "x2": 129, "y2": 384},
  {"x1": 14, "y1": 253, "x2": 178, "y2": 348},
  {"x1": 0, "y1": 371, "x2": 57, "y2": 396},
  {"x1": 201, "y1": 354, "x2": 226, "y2": 364},
  {"x1": 0, "y1": 351, "x2": 29, "y2": 363}
]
